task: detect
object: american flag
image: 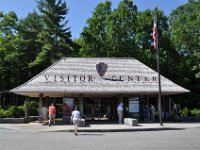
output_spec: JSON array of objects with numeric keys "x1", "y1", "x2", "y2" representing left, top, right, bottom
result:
[{"x1": 153, "y1": 15, "x2": 157, "y2": 49}]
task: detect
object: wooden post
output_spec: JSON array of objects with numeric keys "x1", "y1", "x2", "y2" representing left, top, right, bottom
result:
[
  {"x1": 169, "y1": 97, "x2": 172, "y2": 117},
  {"x1": 24, "y1": 98, "x2": 30, "y2": 119},
  {"x1": 39, "y1": 93, "x2": 43, "y2": 123},
  {"x1": 79, "y1": 95, "x2": 84, "y2": 115},
  {"x1": 24, "y1": 98, "x2": 30, "y2": 123},
  {"x1": 162, "y1": 96, "x2": 165, "y2": 120}
]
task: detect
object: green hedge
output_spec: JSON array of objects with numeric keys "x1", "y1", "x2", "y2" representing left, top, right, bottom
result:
[
  {"x1": 0, "y1": 106, "x2": 24, "y2": 118},
  {"x1": 179, "y1": 107, "x2": 200, "y2": 117},
  {"x1": 191, "y1": 108, "x2": 200, "y2": 117},
  {"x1": 0, "y1": 100, "x2": 39, "y2": 118}
]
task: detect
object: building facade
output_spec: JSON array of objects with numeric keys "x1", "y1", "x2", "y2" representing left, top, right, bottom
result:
[{"x1": 11, "y1": 58, "x2": 189, "y2": 123}]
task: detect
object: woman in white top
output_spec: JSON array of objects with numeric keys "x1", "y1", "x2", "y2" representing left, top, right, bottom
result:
[{"x1": 72, "y1": 106, "x2": 80, "y2": 135}]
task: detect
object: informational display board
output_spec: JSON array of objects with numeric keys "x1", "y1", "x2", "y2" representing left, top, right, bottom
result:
[
  {"x1": 129, "y1": 97, "x2": 139, "y2": 113},
  {"x1": 63, "y1": 98, "x2": 74, "y2": 123}
]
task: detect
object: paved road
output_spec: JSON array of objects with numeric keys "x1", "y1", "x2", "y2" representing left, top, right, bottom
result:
[{"x1": 0, "y1": 128, "x2": 199, "y2": 150}]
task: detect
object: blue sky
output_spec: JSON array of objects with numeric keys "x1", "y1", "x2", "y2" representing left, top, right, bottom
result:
[{"x1": 0, "y1": 0, "x2": 187, "y2": 39}]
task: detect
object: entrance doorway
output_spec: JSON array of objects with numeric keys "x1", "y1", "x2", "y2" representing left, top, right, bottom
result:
[{"x1": 83, "y1": 97, "x2": 118, "y2": 121}]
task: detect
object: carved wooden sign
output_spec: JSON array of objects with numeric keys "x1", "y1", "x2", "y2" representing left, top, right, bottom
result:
[{"x1": 96, "y1": 62, "x2": 108, "y2": 77}]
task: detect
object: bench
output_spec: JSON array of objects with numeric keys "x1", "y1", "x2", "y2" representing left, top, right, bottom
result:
[{"x1": 124, "y1": 118, "x2": 138, "y2": 126}]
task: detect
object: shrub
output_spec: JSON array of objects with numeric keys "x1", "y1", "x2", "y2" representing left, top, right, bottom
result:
[
  {"x1": 0, "y1": 108, "x2": 5, "y2": 117},
  {"x1": 12, "y1": 106, "x2": 24, "y2": 118},
  {"x1": 1, "y1": 106, "x2": 13, "y2": 118},
  {"x1": 191, "y1": 108, "x2": 200, "y2": 117},
  {"x1": 0, "y1": 105, "x2": 24, "y2": 118},
  {"x1": 179, "y1": 107, "x2": 190, "y2": 117},
  {"x1": 29, "y1": 101, "x2": 39, "y2": 116}
]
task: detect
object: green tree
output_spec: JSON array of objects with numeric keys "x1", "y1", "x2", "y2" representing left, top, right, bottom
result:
[
  {"x1": 169, "y1": 0, "x2": 200, "y2": 92},
  {"x1": 107, "y1": 0, "x2": 137, "y2": 57},
  {"x1": 80, "y1": 0, "x2": 112, "y2": 57},
  {"x1": 135, "y1": 9, "x2": 154, "y2": 64},
  {"x1": 31, "y1": 0, "x2": 79, "y2": 68},
  {"x1": 80, "y1": 0, "x2": 138, "y2": 57},
  {"x1": 17, "y1": 11, "x2": 44, "y2": 77},
  {"x1": 0, "y1": 11, "x2": 21, "y2": 91},
  {"x1": 170, "y1": 0, "x2": 200, "y2": 56}
]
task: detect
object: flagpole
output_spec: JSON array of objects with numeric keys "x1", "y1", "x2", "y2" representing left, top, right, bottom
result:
[{"x1": 155, "y1": 7, "x2": 163, "y2": 126}]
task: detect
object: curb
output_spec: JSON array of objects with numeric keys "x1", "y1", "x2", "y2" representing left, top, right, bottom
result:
[{"x1": 46, "y1": 127, "x2": 185, "y2": 132}]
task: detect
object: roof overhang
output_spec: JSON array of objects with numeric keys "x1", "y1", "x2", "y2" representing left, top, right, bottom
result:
[{"x1": 10, "y1": 57, "x2": 190, "y2": 97}]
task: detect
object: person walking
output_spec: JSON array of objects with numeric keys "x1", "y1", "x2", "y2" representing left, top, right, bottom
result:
[
  {"x1": 72, "y1": 106, "x2": 80, "y2": 135},
  {"x1": 48, "y1": 103, "x2": 56, "y2": 126},
  {"x1": 117, "y1": 102, "x2": 123, "y2": 124}
]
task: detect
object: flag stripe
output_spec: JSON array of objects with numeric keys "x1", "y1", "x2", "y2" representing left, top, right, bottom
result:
[{"x1": 153, "y1": 15, "x2": 157, "y2": 49}]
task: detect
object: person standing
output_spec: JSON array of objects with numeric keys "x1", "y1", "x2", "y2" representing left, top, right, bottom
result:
[
  {"x1": 72, "y1": 106, "x2": 80, "y2": 135},
  {"x1": 172, "y1": 102, "x2": 178, "y2": 121},
  {"x1": 150, "y1": 104, "x2": 155, "y2": 122},
  {"x1": 173, "y1": 103, "x2": 177, "y2": 116},
  {"x1": 48, "y1": 103, "x2": 56, "y2": 126},
  {"x1": 117, "y1": 102, "x2": 123, "y2": 124}
]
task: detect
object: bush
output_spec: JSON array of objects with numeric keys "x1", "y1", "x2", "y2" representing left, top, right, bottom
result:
[
  {"x1": 0, "y1": 106, "x2": 24, "y2": 118},
  {"x1": 179, "y1": 107, "x2": 190, "y2": 117},
  {"x1": 191, "y1": 108, "x2": 200, "y2": 116},
  {"x1": 29, "y1": 101, "x2": 39, "y2": 116},
  {"x1": 0, "y1": 100, "x2": 39, "y2": 118},
  {"x1": 12, "y1": 106, "x2": 24, "y2": 118},
  {"x1": 0, "y1": 106, "x2": 13, "y2": 118},
  {"x1": 0, "y1": 109, "x2": 2, "y2": 117},
  {"x1": 0, "y1": 108, "x2": 6, "y2": 118}
]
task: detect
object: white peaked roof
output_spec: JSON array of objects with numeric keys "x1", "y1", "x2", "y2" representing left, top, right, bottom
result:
[{"x1": 10, "y1": 58, "x2": 189, "y2": 97}]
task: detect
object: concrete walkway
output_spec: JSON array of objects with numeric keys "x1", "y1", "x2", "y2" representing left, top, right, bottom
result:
[{"x1": 0, "y1": 122, "x2": 199, "y2": 132}]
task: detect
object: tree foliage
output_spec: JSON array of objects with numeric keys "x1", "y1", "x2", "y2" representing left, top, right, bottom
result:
[
  {"x1": 80, "y1": 1, "x2": 112, "y2": 57},
  {"x1": 170, "y1": 0, "x2": 200, "y2": 55},
  {"x1": 169, "y1": 0, "x2": 200, "y2": 92},
  {"x1": 107, "y1": 0, "x2": 137, "y2": 57},
  {"x1": 17, "y1": 11, "x2": 44, "y2": 77},
  {"x1": 80, "y1": 0, "x2": 138, "y2": 57},
  {"x1": 31, "y1": 0, "x2": 79, "y2": 67},
  {"x1": 0, "y1": 11, "x2": 21, "y2": 90}
]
